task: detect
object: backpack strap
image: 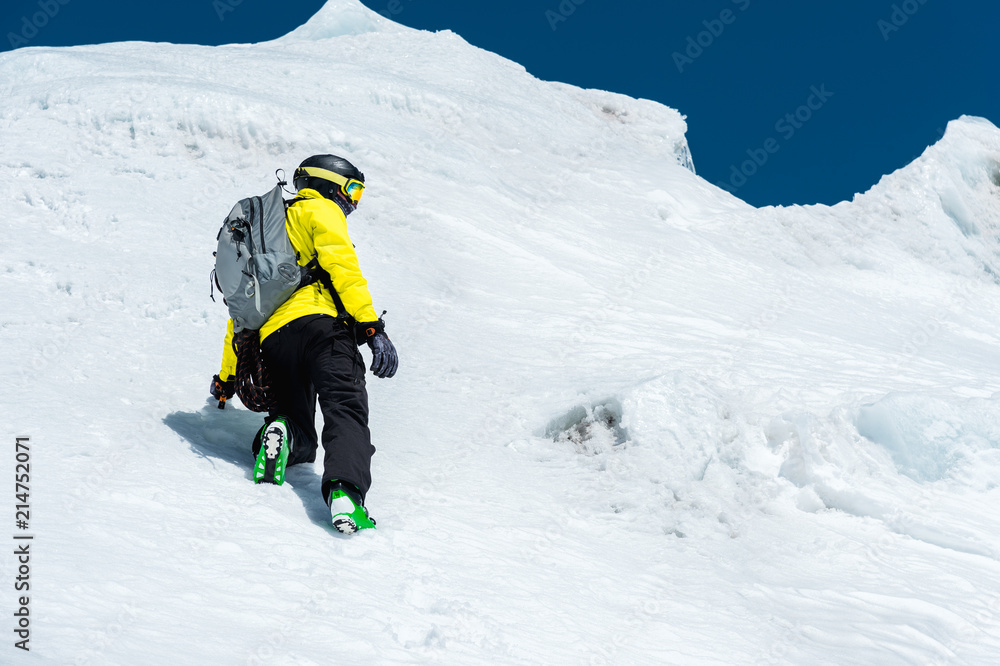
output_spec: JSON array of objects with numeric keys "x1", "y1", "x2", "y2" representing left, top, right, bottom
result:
[{"x1": 303, "y1": 258, "x2": 355, "y2": 328}]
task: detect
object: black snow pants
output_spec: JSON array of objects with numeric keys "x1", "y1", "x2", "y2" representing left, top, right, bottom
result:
[{"x1": 256, "y1": 314, "x2": 375, "y2": 502}]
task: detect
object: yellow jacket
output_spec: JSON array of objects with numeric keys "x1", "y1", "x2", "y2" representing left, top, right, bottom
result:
[
  {"x1": 219, "y1": 318, "x2": 237, "y2": 381},
  {"x1": 218, "y1": 188, "x2": 379, "y2": 379}
]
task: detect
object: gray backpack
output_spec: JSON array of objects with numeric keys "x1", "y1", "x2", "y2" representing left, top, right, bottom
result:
[{"x1": 214, "y1": 182, "x2": 315, "y2": 333}]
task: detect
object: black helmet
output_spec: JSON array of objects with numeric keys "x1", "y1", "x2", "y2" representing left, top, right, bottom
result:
[{"x1": 293, "y1": 154, "x2": 366, "y2": 214}]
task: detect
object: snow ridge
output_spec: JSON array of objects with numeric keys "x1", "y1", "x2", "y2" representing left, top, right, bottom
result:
[{"x1": 274, "y1": 0, "x2": 403, "y2": 41}]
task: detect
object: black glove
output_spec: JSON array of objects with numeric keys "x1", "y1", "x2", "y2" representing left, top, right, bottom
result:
[
  {"x1": 210, "y1": 374, "x2": 235, "y2": 400},
  {"x1": 356, "y1": 320, "x2": 398, "y2": 379}
]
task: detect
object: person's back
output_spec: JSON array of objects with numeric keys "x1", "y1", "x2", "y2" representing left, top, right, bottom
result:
[{"x1": 259, "y1": 186, "x2": 379, "y2": 340}]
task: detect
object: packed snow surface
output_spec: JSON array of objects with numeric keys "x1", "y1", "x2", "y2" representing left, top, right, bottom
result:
[{"x1": 2, "y1": 0, "x2": 1000, "y2": 663}]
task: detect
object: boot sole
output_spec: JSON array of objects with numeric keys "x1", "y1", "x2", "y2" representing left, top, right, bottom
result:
[
  {"x1": 332, "y1": 517, "x2": 358, "y2": 534},
  {"x1": 253, "y1": 422, "x2": 289, "y2": 485}
]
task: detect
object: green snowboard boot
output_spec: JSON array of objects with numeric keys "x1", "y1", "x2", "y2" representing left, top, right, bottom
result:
[
  {"x1": 253, "y1": 418, "x2": 291, "y2": 485},
  {"x1": 328, "y1": 481, "x2": 376, "y2": 534}
]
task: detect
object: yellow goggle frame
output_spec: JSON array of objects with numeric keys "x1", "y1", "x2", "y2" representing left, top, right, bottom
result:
[{"x1": 297, "y1": 166, "x2": 365, "y2": 204}]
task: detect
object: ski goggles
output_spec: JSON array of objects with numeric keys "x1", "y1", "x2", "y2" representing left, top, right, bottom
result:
[{"x1": 297, "y1": 166, "x2": 365, "y2": 204}]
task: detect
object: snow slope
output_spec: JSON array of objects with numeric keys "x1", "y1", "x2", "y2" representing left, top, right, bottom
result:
[{"x1": 3, "y1": 0, "x2": 1000, "y2": 663}]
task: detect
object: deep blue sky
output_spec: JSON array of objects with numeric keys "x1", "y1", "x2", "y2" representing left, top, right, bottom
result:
[{"x1": 3, "y1": 0, "x2": 997, "y2": 207}]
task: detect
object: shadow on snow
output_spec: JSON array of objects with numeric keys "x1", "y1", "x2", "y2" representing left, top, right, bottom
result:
[{"x1": 163, "y1": 400, "x2": 332, "y2": 527}]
